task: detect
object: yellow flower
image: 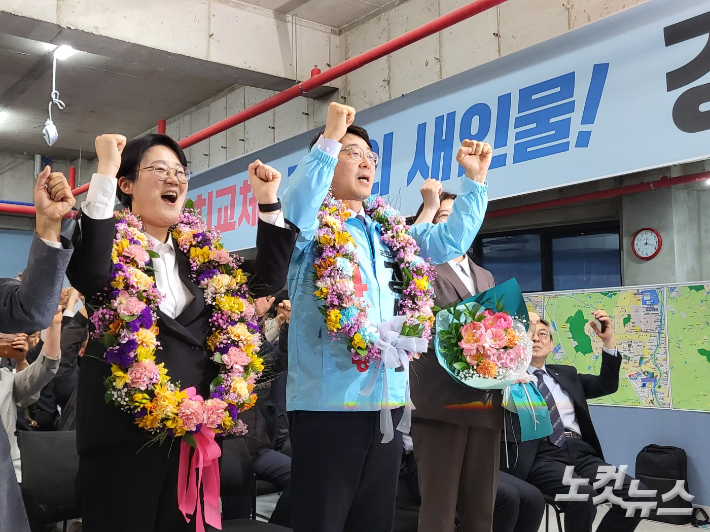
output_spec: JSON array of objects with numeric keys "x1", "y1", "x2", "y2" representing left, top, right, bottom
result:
[
  {"x1": 413, "y1": 276, "x2": 429, "y2": 291},
  {"x1": 352, "y1": 333, "x2": 366, "y2": 350},
  {"x1": 190, "y1": 246, "x2": 212, "y2": 265},
  {"x1": 322, "y1": 216, "x2": 341, "y2": 231},
  {"x1": 228, "y1": 323, "x2": 251, "y2": 343},
  {"x1": 110, "y1": 276, "x2": 125, "y2": 289},
  {"x1": 232, "y1": 269, "x2": 247, "y2": 286},
  {"x1": 136, "y1": 345, "x2": 155, "y2": 361},
  {"x1": 137, "y1": 413, "x2": 160, "y2": 430},
  {"x1": 335, "y1": 231, "x2": 353, "y2": 246},
  {"x1": 150, "y1": 385, "x2": 181, "y2": 418},
  {"x1": 249, "y1": 353, "x2": 264, "y2": 372},
  {"x1": 207, "y1": 331, "x2": 222, "y2": 351},
  {"x1": 326, "y1": 309, "x2": 342, "y2": 331},
  {"x1": 216, "y1": 295, "x2": 245, "y2": 314},
  {"x1": 230, "y1": 377, "x2": 250, "y2": 399},
  {"x1": 135, "y1": 328, "x2": 157, "y2": 350},
  {"x1": 208, "y1": 274, "x2": 232, "y2": 295},
  {"x1": 244, "y1": 342, "x2": 255, "y2": 356},
  {"x1": 111, "y1": 365, "x2": 129, "y2": 389},
  {"x1": 115, "y1": 239, "x2": 130, "y2": 258},
  {"x1": 318, "y1": 233, "x2": 334, "y2": 246},
  {"x1": 132, "y1": 393, "x2": 151, "y2": 406},
  {"x1": 314, "y1": 286, "x2": 328, "y2": 298},
  {"x1": 164, "y1": 415, "x2": 186, "y2": 437},
  {"x1": 131, "y1": 269, "x2": 154, "y2": 291},
  {"x1": 221, "y1": 413, "x2": 234, "y2": 431}
]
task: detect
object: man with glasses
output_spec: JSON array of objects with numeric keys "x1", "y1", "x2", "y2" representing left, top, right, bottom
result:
[
  {"x1": 502, "y1": 312, "x2": 645, "y2": 532},
  {"x1": 281, "y1": 102, "x2": 493, "y2": 532}
]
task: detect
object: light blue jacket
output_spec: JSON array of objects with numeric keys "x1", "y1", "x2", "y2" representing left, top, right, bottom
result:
[{"x1": 282, "y1": 145, "x2": 488, "y2": 412}]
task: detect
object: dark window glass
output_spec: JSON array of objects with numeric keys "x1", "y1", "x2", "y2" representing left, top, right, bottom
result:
[
  {"x1": 481, "y1": 234, "x2": 542, "y2": 292},
  {"x1": 551, "y1": 232, "x2": 621, "y2": 291}
]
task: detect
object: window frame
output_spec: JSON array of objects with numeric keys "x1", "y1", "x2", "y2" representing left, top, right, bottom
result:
[{"x1": 472, "y1": 220, "x2": 622, "y2": 292}]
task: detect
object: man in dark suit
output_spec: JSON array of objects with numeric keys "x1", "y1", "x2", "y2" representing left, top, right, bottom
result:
[{"x1": 502, "y1": 312, "x2": 644, "y2": 532}]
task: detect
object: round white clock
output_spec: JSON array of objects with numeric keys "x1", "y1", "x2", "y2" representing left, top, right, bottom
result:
[{"x1": 632, "y1": 228, "x2": 661, "y2": 260}]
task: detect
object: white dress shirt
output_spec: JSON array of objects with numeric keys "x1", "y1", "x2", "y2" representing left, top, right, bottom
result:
[
  {"x1": 527, "y1": 347, "x2": 618, "y2": 435},
  {"x1": 448, "y1": 257, "x2": 476, "y2": 295},
  {"x1": 81, "y1": 172, "x2": 285, "y2": 319}
]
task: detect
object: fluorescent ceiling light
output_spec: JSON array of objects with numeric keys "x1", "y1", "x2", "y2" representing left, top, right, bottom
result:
[
  {"x1": 0, "y1": 111, "x2": 7, "y2": 123},
  {"x1": 54, "y1": 45, "x2": 76, "y2": 60}
]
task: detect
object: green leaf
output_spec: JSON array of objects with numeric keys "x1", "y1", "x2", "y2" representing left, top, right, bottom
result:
[
  {"x1": 432, "y1": 305, "x2": 442, "y2": 313},
  {"x1": 120, "y1": 314, "x2": 138, "y2": 322},
  {"x1": 104, "y1": 390, "x2": 113, "y2": 404},
  {"x1": 453, "y1": 361, "x2": 469, "y2": 371},
  {"x1": 147, "y1": 250, "x2": 160, "y2": 259},
  {"x1": 99, "y1": 333, "x2": 118, "y2": 348},
  {"x1": 213, "y1": 353, "x2": 223, "y2": 364},
  {"x1": 183, "y1": 434, "x2": 197, "y2": 448},
  {"x1": 355, "y1": 347, "x2": 368, "y2": 357},
  {"x1": 209, "y1": 375, "x2": 224, "y2": 392},
  {"x1": 185, "y1": 198, "x2": 195, "y2": 210}
]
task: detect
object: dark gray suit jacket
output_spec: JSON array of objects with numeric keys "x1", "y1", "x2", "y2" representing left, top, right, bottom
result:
[
  {"x1": 0, "y1": 233, "x2": 73, "y2": 333},
  {"x1": 0, "y1": 233, "x2": 72, "y2": 532},
  {"x1": 411, "y1": 258, "x2": 502, "y2": 429}
]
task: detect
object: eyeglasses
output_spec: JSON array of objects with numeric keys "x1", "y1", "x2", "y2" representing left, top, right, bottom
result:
[
  {"x1": 340, "y1": 146, "x2": 379, "y2": 167},
  {"x1": 532, "y1": 331, "x2": 551, "y2": 341},
  {"x1": 139, "y1": 161, "x2": 191, "y2": 184}
]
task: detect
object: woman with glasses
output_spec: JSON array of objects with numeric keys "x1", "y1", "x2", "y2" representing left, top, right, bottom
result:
[{"x1": 65, "y1": 133, "x2": 297, "y2": 532}]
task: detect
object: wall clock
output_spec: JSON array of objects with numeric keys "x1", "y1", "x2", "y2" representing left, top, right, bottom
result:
[{"x1": 632, "y1": 228, "x2": 661, "y2": 260}]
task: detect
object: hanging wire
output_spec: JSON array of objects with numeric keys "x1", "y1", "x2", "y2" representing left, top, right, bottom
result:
[{"x1": 48, "y1": 53, "x2": 66, "y2": 121}]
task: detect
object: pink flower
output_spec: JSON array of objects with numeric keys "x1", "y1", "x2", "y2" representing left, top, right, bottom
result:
[
  {"x1": 459, "y1": 321, "x2": 486, "y2": 351},
  {"x1": 465, "y1": 352, "x2": 481, "y2": 366},
  {"x1": 222, "y1": 347, "x2": 251, "y2": 369},
  {"x1": 203, "y1": 398, "x2": 228, "y2": 428},
  {"x1": 125, "y1": 244, "x2": 150, "y2": 266},
  {"x1": 113, "y1": 290, "x2": 146, "y2": 316},
  {"x1": 491, "y1": 312, "x2": 513, "y2": 330},
  {"x1": 486, "y1": 328, "x2": 508, "y2": 349},
  {"x1": 212, "y1": 249, "x2": 231, "y2": 264},
  {"x1": 178, "y1": 398, "x2": 205, "y2": 432},
  {"x1": 127, "y1": 360, "x2": 160, "y2": 390}
]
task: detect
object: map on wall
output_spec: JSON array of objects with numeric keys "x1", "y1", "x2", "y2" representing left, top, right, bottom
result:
[
  {"x1": 523, "y1": 288, "x2": 672, "y2": 409},
  {"x1": 666, "y1": 285, "x2": 710, "y2": 412}
]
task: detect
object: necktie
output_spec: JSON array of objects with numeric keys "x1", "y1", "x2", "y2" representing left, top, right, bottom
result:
[
  {"x1": 533, "y1": 369, "x2": 567, "y2": 447},
  {"x1": 356, "y1": 214, "x2": 366, "y2": 225},
  {"x1": 456, "y1": 263, "x2": 470, "y2": 278}
]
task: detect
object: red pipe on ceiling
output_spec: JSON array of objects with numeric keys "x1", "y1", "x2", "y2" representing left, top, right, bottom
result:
[
  {"x1": 44, "y1": 0, "x2": 507, "y2": 204},
  {"x1": 178, "y1": 0, "x2": 507, "y2": 149},
  {"x1": 486, "y1": 172, "x2": 710, "y2": 218},
  {"x1": 4, "y1": 173, "x2": 709, "y2": 218}
]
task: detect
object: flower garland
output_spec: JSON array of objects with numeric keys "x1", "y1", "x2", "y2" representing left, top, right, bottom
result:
[
  {"x1": 90, "y1": 203, "x2": 263, "y2": 444},
  {"x1": 313, "y1": 193, "x2": 436, "y2": 371}
]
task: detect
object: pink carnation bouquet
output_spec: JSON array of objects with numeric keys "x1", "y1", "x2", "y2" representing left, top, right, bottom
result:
[{"x1": 435, "y1": 281, "x2": 532, "y2": 390}]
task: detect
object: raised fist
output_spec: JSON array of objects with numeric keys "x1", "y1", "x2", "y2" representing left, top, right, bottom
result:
[
  {"x1": 34, "y1": 166, "x2": 75, "y2": 242},
  {"x1": 248, "y1": 159, "x2": 281, "y2": 205},
  {"x1": 457, "y1": 140, "x2": 493, "y2": 184},
  {"x1": 420, "y1": 178, "x2": 443, "y2": 213},
  {"x1": 324, "y1": 102, "x2": 356, "y2": 142},
  {"x1": 95, "y1": 134, "x2": 127, "y2": 178}
]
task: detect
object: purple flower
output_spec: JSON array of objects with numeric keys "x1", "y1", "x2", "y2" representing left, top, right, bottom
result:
[{"x1": 227, "y1": 403, "x2": 238, "y2": 420}]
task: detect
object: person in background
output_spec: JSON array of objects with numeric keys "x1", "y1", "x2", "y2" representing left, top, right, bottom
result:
[
  {"x1": 408, "y1": 180, "x2": 501, "y2": 532},
  {"x1": 502, "y1": 314, "x2": 644, "y2": 532},
  {"x1": 0, "y1": 165, "x2": 75, "y2": 532},
  {"x1": 1, "y1": 307, "x2": 63, "y2": 480}
]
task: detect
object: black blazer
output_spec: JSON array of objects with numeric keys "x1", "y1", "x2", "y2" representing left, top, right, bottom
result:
[
  {"x1": 67, "y1": 214, "x2": 297, "y2": 454},
  {"x1": 501, "y1": 349, "x2": 622, "y2": 481}
]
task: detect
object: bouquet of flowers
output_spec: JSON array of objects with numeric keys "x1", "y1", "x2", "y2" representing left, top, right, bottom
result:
[{"x1": 435, "y1": 279, "x2": 533, "y2": 390}]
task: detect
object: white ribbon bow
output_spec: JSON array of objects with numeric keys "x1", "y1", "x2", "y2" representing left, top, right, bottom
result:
[{"x1": 360, "y1": 316, "x2": 428, "y2": 443}]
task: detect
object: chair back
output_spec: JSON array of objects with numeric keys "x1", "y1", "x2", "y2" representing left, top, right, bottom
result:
[{"x1": 18, "y1": 430, "x2": 80, "y2": 526}]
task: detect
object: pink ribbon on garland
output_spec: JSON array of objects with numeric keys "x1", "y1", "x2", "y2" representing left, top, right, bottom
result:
[{"x1": 177, "y1": 387, "x2": 222, "y2": 532}]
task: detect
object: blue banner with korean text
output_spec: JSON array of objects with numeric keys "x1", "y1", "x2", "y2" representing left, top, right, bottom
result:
[{"x1": 188, "y1": 0, "x2": 710, "y2": 251}]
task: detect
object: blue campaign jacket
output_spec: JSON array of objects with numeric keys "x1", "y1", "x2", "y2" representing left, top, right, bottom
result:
[{"x1": 282, "y1": 145, "x2": 489, "y2": 412}]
